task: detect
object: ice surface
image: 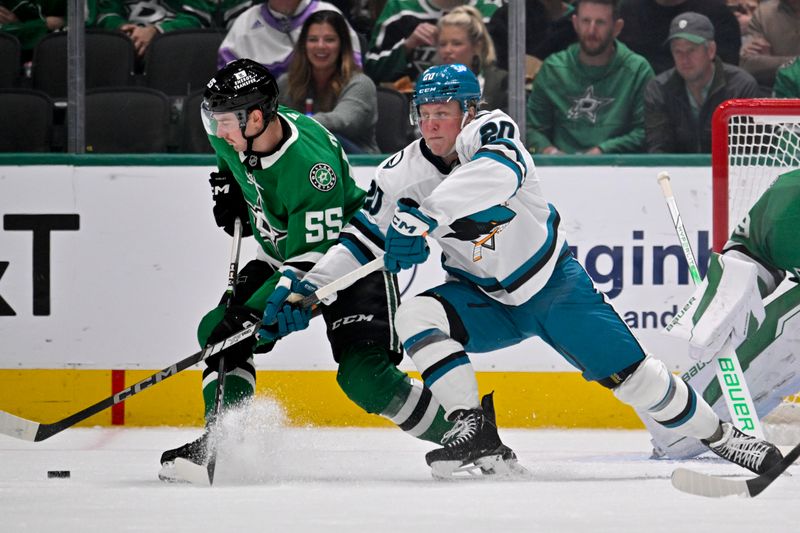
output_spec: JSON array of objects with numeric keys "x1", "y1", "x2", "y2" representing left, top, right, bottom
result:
[{"x1": 1, "y1": 400, "x2": 798, "y2": 532}]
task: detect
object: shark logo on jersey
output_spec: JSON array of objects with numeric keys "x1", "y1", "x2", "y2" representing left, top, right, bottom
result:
[
  {"x1": 444, "y1": 205, "x2": 516, "y2": 262},
  {"x1": 567, "y1": 86, "x2": 613, "y2": 124},
  {"x1": 309, "y1": 163, "x2": 337, "y2": 192}
]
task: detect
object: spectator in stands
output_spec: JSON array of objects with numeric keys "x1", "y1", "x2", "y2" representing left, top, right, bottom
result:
[
  {"x1": 277, "y1": 9, "x2": 379, "y2": 153},
  {"x1": 644, "y1": 12, "x2": 759, "y2": 153},
  {"x1": 526, "y1": 0, "x2": 654, "y2": 155},
  {"x1": 773, "y1": 56, "x2": 800, "y2": 97},
  {"x1": 727, "y1": 0, "x2": 761, "y2": 37},
  {"x1": 93, "y1": 0, "x2": 209, "y2": 58},
  {"x1": 436, "y1": 5, "x2": 507, "y2": 112},
  {"x1": 618, "y1": 0, "x2": 741, "y2": 74},
  {"x1": 740, "y1": 0, "x2": 800, "y2": 92},
  {"x1": 218, "y1": 0, "x2": 362, "y2": 78},
  {"x1": 364, "y1": 0, "x2": 498, "y2": 87},
  {"x1": 487, "y1": 0, "x2": 577, "y2": 72},
  {"x1": 0, "y1": 0, "x2": 65, "y2": 61},
  {"x1": 206, "y1": 0, "x2": 255, "y2": 29}
]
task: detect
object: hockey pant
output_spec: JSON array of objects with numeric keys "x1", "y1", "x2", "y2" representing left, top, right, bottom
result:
[
  {"x1": 197, "y1": 259, "x2": 450, "y2": 443},
  {"x1": 395, "y1": 253, "x2": 719, "y2": 440}
]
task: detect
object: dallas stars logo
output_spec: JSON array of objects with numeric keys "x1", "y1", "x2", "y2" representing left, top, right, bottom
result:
[
  {"x1": 567, "y1": 86, "x2": 613, "y2": 124},
  {"x1": 309, "y1": 163, "x2": 337, "y2": 192}
]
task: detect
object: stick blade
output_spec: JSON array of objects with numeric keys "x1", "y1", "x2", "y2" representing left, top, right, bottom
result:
[
  {"x1": 0, "y1": 410, "x2": 41, "y2": 441},
  {"x1": 173, "y1": 458, "x2": 212, "y2": 486},
  {"x1": 671, "y1": 468, "x2": 750, "y2": 498}
]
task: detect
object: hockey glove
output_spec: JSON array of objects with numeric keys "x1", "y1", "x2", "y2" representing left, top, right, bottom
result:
[
  {"x1": 384, "y1": 198, "x2": 438, "y2": 273},
  {"x1": 259, "y1": 271, "x2": 317, "y2": 341},
  {"x1": 205, "y1": 305, "x2": 261, "y2": 369},
  {"x1": 664, "y1": 253, "x2": 766, "y2": 363},
  {"x1": 209, "y1": 170, "x2": 253, "y2": 237}
]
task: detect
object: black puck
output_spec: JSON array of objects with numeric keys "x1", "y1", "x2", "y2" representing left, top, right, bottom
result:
[{"x1": 47, "y1": 470, "x2": 70, "y2": 479}]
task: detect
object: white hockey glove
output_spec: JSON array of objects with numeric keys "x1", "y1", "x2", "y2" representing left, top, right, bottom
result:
[{"x1": 665, "y1": 253, "x2": 766, "y2": 363}]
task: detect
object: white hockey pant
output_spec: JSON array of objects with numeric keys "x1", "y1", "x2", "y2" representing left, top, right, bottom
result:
[{"x1": 395, "y1": 295, "x2": 478, "y2": 419}]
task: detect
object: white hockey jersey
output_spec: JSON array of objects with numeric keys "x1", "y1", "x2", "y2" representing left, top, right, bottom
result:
[{"x1": 304, "y1": 109, "x2": 567, "y2": 306}]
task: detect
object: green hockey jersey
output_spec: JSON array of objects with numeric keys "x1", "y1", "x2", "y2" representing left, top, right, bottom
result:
[
  {"x1": 725, "y1": 169, "x2": 800, "y2": 283},
  {"x1": 209, "y1": 107, "x2": 366, "y2": 309},
  {"x1": 364, "y1": 0, "x2": 499, "y2": 83},
  {"x1": 94, "y1": 0, "x2": 209, "y2": 31},
  {"x1": 526, "y1": 41, "x2": 654, "y2": 154}
]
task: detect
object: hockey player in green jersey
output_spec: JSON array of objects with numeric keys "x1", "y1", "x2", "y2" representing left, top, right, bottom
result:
[
  {"x1": 159, "y1": 58, "x2": 450, "y2": 482},
  {"x1": 660, "y1": 169, "x2": 800, "y2": 458}
]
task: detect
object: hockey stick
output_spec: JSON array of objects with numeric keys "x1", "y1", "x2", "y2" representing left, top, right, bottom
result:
[
  {"x1": 174, "y1": 256, "x2": 387, "y2": 486},
  {"x1": 671, "y1": 440, "x2": 800, "y2": 498},
  {"x1": 0, "y1": 323, "x2": 259, "y2": 442},
  {"x1": 298, "y1": 256, "x2": 385, "y2": 307},
  {"x1": 0, "y1": 257, "x2": 385, "y2": 443},
  {"x1": 657, "y1": 171, "x2": 765, "y2": 439},
  {"x1": 205, "y1": 217, "x2": 244, "y2": 485}
]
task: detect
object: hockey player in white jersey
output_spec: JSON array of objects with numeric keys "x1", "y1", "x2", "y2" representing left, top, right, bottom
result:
[{"x1": 261, "y1": 63, "x2": 783, "y2": 479}]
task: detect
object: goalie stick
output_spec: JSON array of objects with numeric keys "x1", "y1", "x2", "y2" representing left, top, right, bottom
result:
[
  {"x1": 671, "y1": 440, "x2": 800, "y2": 498},
  {"x1": 657, "y1": 171, "x2": 765, "y2": 439},
  {"x1": 0, "y1": 257, "x2": 386, "y2": 443}
]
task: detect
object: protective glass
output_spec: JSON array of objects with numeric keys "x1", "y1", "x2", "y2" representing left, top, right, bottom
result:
[{"x1": 201, "y1": 102, "x2": 248, "y2": 136}]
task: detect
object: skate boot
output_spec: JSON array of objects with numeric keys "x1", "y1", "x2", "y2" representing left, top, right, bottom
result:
[
  {"x1": 425, "y1": 392, "x2": 530, "y2": 479},
  {"x1": 702, "y1": 422, "x2": 783, "y2": 474},
  {"x1": 158, "y1": 432, "x2": 209, "y2": 482}
]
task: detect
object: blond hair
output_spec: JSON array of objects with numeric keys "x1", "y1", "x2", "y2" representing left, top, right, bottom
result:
[{"x1": 437, "y1": 5, "x2": 497, "y2": 73}]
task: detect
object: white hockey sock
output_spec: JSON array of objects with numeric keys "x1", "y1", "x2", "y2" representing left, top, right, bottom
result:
[{"x1": 614, "y1": 356, "x2": 719, "y2": 440}]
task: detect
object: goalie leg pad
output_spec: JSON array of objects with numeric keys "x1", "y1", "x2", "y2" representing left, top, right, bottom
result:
[
  {"x1": 614, "y1": 356, "x2": 719, "y2": 440},
  {"x1": 336, "y1": 344, "x2": 450, "y2": 443},
  {"x1": 395, "y1": 294, "x2": 479, "y2": 418}
]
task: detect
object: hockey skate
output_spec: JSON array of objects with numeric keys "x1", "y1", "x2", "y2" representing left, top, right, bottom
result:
[
  {"x1": 158, "y1": 432, "x2": 209, "y2": 482},
  {"x1": 425, "y1": 393, "x2": 531, "y2": 480},
  {"x1": 702, "y1": 422, "x2": 784, "y2": 474}
]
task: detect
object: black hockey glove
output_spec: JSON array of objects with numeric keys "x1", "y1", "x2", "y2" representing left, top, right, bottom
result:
[
  {"x1": 204, "y1": 305, "x2": 261, "y2": 370},
  {"x1": 209, "y1": 170, "x2": 253, "y2": 237}
]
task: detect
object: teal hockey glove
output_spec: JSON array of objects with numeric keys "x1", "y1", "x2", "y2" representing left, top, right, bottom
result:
[
  {"x1": 384, "y1": 198, "x2": 438, "y2": 273},
  {"x1": 259, "y1": 270, "x2": 316, "y2": 341}
]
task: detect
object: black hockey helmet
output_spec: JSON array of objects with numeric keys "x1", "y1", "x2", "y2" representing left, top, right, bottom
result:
[{"x1": 201, "y1": 58, "x2": 279, "y2": 137}]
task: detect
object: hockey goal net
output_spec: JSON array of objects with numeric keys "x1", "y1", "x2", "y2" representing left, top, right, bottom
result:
[{"x1": 712, "y1": 98, "x2": 800, "y2": 444}]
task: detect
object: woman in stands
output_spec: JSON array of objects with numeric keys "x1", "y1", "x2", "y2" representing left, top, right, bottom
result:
[
  {"x1": 277, "y1": 9, "x2": 379, "y2": 154},
  {"x1": 436, "y1": 5, "x2": 508, "y2": 113}
]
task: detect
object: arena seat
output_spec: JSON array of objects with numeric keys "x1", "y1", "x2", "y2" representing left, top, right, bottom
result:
[
  {"x1": 32, "y1": 30, "x2": 135, "y2": 99},
  {"x1": 85, "y1": 87, "x2": 170, "y2": 153},
  {"x1": 0, "y1": 89, "x2": 54, "y2": 152}
]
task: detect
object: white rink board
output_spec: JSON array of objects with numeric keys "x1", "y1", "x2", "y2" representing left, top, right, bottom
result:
[{"x1": 0, "y1": 164, "x2": 710, "y2": 371}]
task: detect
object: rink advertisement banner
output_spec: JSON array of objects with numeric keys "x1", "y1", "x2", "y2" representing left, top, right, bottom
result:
[{"x1": 0, "y1": 164, "x2": 710, "y2": 372}]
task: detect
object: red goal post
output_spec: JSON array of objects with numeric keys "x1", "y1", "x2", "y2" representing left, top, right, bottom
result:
[
  {"x1": 711, "y1": 98, "x2": 800, "y2": 444},
  {"x1": 711, "y1": 98, "x2": 800, "y2": 252}
]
